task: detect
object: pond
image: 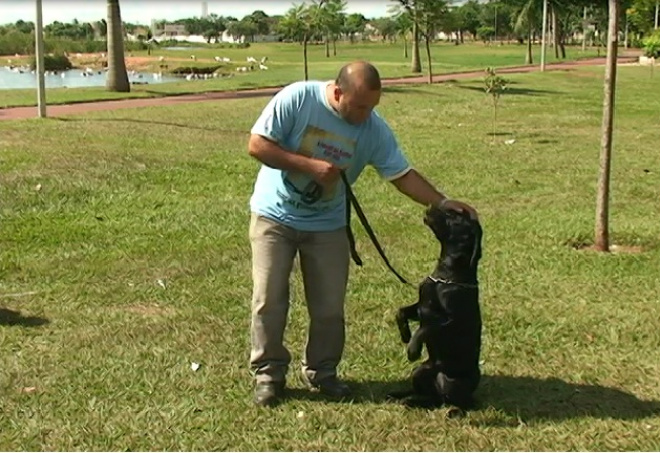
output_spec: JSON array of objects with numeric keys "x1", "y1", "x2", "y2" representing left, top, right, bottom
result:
[
  {"x1": 162, "y1": 46, "x2": 207, "y2": 51},
  {"x1": 0, "y1": 65, "x2": 180, "y2": 90}
]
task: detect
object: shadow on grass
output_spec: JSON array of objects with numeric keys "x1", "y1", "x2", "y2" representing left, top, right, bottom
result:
[
  {"x1": 476, "y1": 374, "x2": 660, "y2": 423},
  {"x1": 486, "y1": 131, "x2": 515, "y2": 136},
  {"x1": 55, "y1": 116, "x2": 244, "y2": 133},
  {"x1": 0, "y1": 308, "x2": 50, "y2": 327},
  {"x1": 282, "y1": 374, "x2": 660, "y2": 422},
  {"x1": 383, "y1": 86, "x2": 443, "y2": 97},
  {"x1": 455, "y1": 83, "x2": 561, "y2": 97}
]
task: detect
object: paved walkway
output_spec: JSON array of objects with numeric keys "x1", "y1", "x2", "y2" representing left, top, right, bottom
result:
[{"x1": 0, "y1": 56, "x2": 638, "y2": 121}]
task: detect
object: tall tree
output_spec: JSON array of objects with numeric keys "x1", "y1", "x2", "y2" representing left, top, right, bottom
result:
[
  {"x1": 393, "y1": 10, "x2": 414, "y2": 57},
  {"x1": 398, "y1": 0, "x2": 449, "y2": 83},
  {"x1": 307, "y1": 0, "x2": 346, "y2": 57},
  {"x1": 342, "y1": 13, "x2": 367, "y2": 42},
  {"x1": 510, "y1": 0, "x2": 542, "y2": 64},
  {"x1": 390, "y1": 3, "x2": 422, "y2": 72},
  {"x1": 106, "y1": 0, "x2": 130, "y2": 93},
  {"x1": 278, "y1": 4, "x2": 313, "y2": 80},
  {"x1": 458, "y1": 0, "x2": 483, "y2": 40},
  {"x1": 326, "y1": 0, "x2": 347, "y2": 56},
  {"x1": 594, "y1": 0, "x2": 620, "y2": 252}
]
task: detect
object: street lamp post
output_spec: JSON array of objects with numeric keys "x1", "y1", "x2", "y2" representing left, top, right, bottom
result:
[{"x1": 35, "y1": 0, "x2": 47, "y2": 118}]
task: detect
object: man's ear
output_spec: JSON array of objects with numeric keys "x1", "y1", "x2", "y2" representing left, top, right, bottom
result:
[{"x1": 333, "y1": 86, "x2": 343, "y2": 101}]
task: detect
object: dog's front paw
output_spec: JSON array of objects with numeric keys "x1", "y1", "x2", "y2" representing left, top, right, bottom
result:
[{"x1": 396, "y1": 311, "x2": 412, "y2": 343}]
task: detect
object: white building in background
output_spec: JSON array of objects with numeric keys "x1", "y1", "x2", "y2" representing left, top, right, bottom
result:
[{"x1": 202, "y1": 2, "x2": 209, "y2": 19}]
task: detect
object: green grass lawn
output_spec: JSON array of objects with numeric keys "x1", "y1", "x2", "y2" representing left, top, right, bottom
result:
[
  {"x1": 1, "y1": 64, "x2": 659, "y2": 450},
  {"x1": 0, "y1": 41, "x2": 602, "y2": 108}
]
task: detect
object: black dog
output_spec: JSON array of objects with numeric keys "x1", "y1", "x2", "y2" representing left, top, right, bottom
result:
[{"x1": 389, "y1": 204, "x2": 483, "y2": 410}]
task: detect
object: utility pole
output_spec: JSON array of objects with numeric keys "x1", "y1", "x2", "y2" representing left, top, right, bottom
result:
[
  {"x1": 541, "y1": 0, "x2": 548, "y2": 71},
  {"x1": 35, "y1": 0, "x2": 47, "y2": 118},
  {"x1": 655, "y1": 0, "x2": 659, "y2": 29}
]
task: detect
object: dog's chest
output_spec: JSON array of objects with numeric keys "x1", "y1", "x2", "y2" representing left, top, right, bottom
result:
[{"x1": 417, "y1": 280, "x2": 445, "y2": 321}]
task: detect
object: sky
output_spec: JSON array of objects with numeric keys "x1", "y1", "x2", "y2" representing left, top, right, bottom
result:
[{"x1": 1, "y1": 1, "x2": 393, "y2": 26}]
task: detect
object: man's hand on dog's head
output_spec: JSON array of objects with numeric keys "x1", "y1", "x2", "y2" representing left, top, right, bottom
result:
[{"x1": 437, "y1": 199, "x2": 479, "y2": 221}]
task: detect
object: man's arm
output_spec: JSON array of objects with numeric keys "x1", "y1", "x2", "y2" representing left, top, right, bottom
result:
[
  {"x1": 391, "y1": 169, "x2": 479, "y2": 219},
  {"x1": 248, "y1": 134, "x2": 314, "y2": 174},
  {"x1": 248, "y1": 134, "x2": 341, "y2": 188},
  {"x1": 390, "y1": 169, "x2": 447, "y2": 206}
]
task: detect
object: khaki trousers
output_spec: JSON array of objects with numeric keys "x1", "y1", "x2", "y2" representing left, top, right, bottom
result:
[{"x1": 249, "y1": 213, "x2": 350, "y2": 385}]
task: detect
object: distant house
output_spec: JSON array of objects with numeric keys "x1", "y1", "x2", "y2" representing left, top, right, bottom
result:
[
  {"x1": 150, "y1": 21, "x2": 188, "y2": 38},
  {"x1": 160, "y1": 24, "x2": 188, "y2": 37}
]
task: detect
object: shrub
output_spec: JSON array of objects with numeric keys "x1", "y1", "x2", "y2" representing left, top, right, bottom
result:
[
  {"x1": 477, "y1": 26, "x2": 495, "y2": 43},
  {"x1": 642, "y1": 31, "x2": 660, "y2": 58},
  {"x1": 29, "y1": 53, "x2": 73, "y2": 71}
]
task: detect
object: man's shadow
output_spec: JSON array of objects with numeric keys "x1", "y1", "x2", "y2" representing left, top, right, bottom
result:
[
  {"x1": 285, "y1": 374, "x2": 660, "y2": 422},
  {"x1": 0, "y1": 308, "x2": 50, "y2": 327}
]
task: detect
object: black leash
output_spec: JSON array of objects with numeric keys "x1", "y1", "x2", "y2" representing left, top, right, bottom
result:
[{"x1": 341, "y1": 171, "x2": 411, "y2": 285}]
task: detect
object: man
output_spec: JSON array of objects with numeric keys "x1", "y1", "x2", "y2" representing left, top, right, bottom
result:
[{"x1": 247, "y1": 61, "x2": 477, "y2": 407}]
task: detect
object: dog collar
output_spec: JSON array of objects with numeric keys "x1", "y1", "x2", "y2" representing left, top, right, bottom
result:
[{"x1": 428, "y1": 275, "x2": 478, "y2": 289}]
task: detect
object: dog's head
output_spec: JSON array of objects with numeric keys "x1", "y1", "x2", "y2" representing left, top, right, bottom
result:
[{"x1": 424, "y1": 204, "x2": 482, "y2": 268}]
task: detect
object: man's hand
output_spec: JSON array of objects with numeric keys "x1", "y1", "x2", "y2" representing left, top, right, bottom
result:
[
  {"x1": 438, "y1": 198, "x2": 479, "y2": 221},
  {"x1": 309, "y1": 159, "x2": 341, "y2": 189}
]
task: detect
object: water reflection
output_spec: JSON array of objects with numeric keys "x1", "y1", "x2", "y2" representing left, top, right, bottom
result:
[{"x1": 1, "y1": 65, "x2": 180, "y2": 90}]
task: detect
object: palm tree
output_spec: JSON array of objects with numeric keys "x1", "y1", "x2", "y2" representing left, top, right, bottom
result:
[
  {"x1": 324, "y1": 0, "x2": 347, "y2": 57},
  {"x1": 398, "y1": 0, "x2": 448, "y2": 82},
  {"x1": 510, "y1": 0, "x2": 541, "y2": 64},
  {"x1": 306, "y1": 0, "x2": 346, "y2": 58},
  {"x1": 391, "y1": 2, "x2": 422, "y2": 73},
  {"x1": 392, "y1": 8, "x2": 414, "y2": 58},
  {"x1": 106, "y1": 0, "x2": 129, "y2": 92},
  {"x1": 594, "y1": 0, "x2": 620, "y2": 252},
  {"x1": 279, "y1": 4, "x2": 312, "y2": 80}
]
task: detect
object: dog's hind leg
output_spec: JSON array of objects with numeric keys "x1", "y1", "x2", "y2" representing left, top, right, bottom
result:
[
  {"x1": 385, "y1": 388, "x2": 415, "y2": 401},
  {"x1": 387, "y1": 361, "x2": 434, "y2": 403},
  {"x1": 436, "y1": 370, "x2": 480, "y2": 410}
]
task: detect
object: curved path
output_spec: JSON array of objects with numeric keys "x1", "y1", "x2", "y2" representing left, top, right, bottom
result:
[{"x1": 0, "y1": 56, "x2": 638, "y2": 121}]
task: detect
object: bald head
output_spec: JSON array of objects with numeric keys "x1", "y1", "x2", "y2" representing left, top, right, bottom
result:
[{"x1": 335, "y1": 61, "x2": 382, "y2": 95}]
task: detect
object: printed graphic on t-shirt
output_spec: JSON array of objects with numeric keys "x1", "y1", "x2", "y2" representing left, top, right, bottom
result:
[{"x1": 281, "y1": 125, "x2": 356, "y2": 209}]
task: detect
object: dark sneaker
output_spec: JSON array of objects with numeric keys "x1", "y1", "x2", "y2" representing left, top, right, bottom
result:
[
  {"x1": 254, "y1": 381, "x2": 285, "y2": 407},
  {"x1": 305, "y1": 375, "x2": 351, "y2": 398}
]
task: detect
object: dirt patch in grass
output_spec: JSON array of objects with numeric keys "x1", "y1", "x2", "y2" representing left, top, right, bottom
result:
[
  {"x1": 578, "y1": 244, "x2": 645, "y2": 254},
  {"x1": 568, "y1": 239, "x2": 646, "y2": 254},
  {"x1": 122, "y1": 303, "x2": 175, "y2": 317}
]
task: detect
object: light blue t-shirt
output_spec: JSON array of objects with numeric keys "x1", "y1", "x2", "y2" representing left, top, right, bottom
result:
[{"x1": 249, "y1": 80, "x2": 411, "y2": 232}]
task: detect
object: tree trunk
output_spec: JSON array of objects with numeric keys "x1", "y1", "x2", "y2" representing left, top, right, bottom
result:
[
  {"x1": 552, "y1": 5, "x2": 560, "y2": 59},
  {"x1": 582, "y1": 6, "x2": 588, "y2": 51},
  {"x1": 412, "y1": 21, "x2": 422, "y2": 73},
  {"x1": 303, "y1": 35, "x2": 309, "y2": 81},
  {"x1": 526, "y1": 25, "x2": 533, "y2": 64},
  {"x1": 333, "y1": 39, "x2": 337, "y2": 56},
  {"x1": 425, "y1": 35, "x2": 433, "y2": 84},
  {"x1": 106, "y1": 0, "x2": 130, "y2": 92},
  {"x1": 325, "y1": 36, "x2": 330, "y2": 57},
  {"x1": 594, "y1": 0, "x2": 620, "y2": 252},
  {"x1": 403, "y1": 36, "x2": 408, "y2": 58}
]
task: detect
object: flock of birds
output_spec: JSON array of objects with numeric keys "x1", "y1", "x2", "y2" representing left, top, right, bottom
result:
[
  {"x1": 183, "y1": 54, "x2": 270, "y2": 74},
  {"x1": 4, "y1": 53, "x2": 272, "y2": 84}
]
